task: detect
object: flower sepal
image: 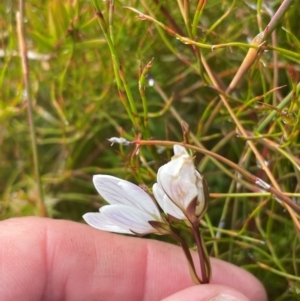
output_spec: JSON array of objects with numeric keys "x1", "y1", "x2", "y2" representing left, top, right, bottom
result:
[
  {"x1": 186, "y1": 174, "x2": 209, "y2": 223},
  {"x1": 148, "y1": 220, "x2": 172, "y2": 235}
]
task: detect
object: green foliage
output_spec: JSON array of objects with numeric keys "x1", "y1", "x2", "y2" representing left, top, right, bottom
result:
[{"x1": 1, "y1": 0, "x2": 300, "y2": 299}]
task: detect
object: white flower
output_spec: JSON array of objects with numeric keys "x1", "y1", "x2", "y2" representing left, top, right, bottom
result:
[
  {"x1": 83, "y1": 175, "x2": 164, "y2": 235},
  {"x1": 154, "y1": 145, "x2": 207, "y2": 220}
]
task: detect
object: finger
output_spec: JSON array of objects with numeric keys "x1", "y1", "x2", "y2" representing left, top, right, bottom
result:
[
  {"x1": 0, "y1": 217, "x2": 267, "y2": 301},
  {"x1": 162, "y1": 284, "x2": 251, "y2": 301}
]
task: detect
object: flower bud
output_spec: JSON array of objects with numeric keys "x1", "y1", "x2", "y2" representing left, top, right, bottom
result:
[{"x1": 155, "y1": 145, "x2": 208, "y2": 221}]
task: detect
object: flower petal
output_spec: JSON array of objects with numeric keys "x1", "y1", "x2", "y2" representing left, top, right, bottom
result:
[
  {"x1": 153, "y1": 183, "x2": 185, "y2": 220},
  {"x1": 162, "y1": 194, "x2": 186, "y2": 220},
  {"x1": 173, "y1": 144, "x2": 189, "y2": 157},
  {"x1": 101, "y1": 204, "x2": 157, "y2": 235},
  {"x1": 82, "y1": 212, "x2": 132, "y2": 234},
  {"x1": 157, "y1": 154, "x2": 198, "y2": 211},
  {"x1": 117, "y1": 180, "x2": 160, "y2": 217},
  {"x1": 93, "y1": 175, "x2": 160, "y2": 217}
]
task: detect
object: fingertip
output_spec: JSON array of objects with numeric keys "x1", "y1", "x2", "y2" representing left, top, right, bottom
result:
[{"x1": 161, "y1": 285, "x2": 251, "y2": 301}]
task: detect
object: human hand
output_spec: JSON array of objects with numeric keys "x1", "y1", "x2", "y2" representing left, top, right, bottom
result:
[{"x1": 0, "y1": 217, "x2": 267, "y2": 301}]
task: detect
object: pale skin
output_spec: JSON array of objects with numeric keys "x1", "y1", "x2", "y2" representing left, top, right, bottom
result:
[{"x1": 0, "y1": 217, "x2": 267, "y2": 301}]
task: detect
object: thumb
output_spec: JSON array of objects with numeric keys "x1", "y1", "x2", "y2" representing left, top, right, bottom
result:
[{"x1": 161, "y1": 284, "x2": 252, "y2": 301}]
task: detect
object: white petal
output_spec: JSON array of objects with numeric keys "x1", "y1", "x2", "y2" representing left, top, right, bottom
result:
[
  {"x1": 153, "y1": 183, "x2": 185, "y2": 220},
  {"x1": 82, "y1": 212, "x2": 132, "y2": 234},
  {"x1": 152, "y1": 183, "x2": 165, "y2": 210},
  {"x1": 93, "y1": 175, "x2": 128, "y2": 205},
  {"x1": 101, "y1": 204, "x2": 157, "y2": 235},
  {"x1": 118, "y1": 180, "x2": 160, "y2": 216},
  {"x1": 173, "y1": 144, "x2": 188, "y2": 157},
  {"x1": 93, "y1": 175, "x2": 159, "y2": 217},
  {"x1": 157, "y1": 157, "x2": 198, "y2": 210},
  {"x1": 162, "y1": 194, "x2": 186, "y2": 219}
]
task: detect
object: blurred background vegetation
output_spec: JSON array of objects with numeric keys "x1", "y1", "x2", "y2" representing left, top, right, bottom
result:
[{"x1": 1, "y1": 0, "x2": 300, "y2": 299}]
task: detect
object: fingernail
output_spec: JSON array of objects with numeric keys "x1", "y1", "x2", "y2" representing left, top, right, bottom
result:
[{"x1": 208, "y1": 294, "x2": 242, "y2": 301}]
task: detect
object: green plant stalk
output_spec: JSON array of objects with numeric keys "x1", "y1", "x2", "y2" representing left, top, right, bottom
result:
[
  {"x1": 203, "y1": 226, "x2": 267, "y2": 247},
  {"x1": 257, "y1": 83, "x2": 300, "y2": 132},
  {"x1": 16, "y1": 2, "x2": 47, "y2": 217},
  {"x1": 229, "y1": 192, "x2": 241, "y2": 262},
  {"x1": 178, "y1": 0, "x2": 205, "y2": 83},
  {"x1": 235, "y1": 85, "x2": 287, "y2": 117},
  {"x1": 50, "y1": 84, "x2": 68, "y2": 125},
  {"x1": 191, "y1": 0, "x2": 206, "y2": 38},
  {"x1": 220, "y1": 180, "x2": 236, "y2": 262},
  {"x1": 292, "y1": 237, "x2": 299, "y2": 276},
  {"x1": 204, "y1": 214, "x2": 218, "y2": 258},
  {"x1": 258, "y1": 63, "x2": 267, "y2": 97},
  {"x1": 205, "y1": 0, "x2": 236, "y2": 38},
  {"x1": 234, "y1": 240, "x2": 274, "y2": 260},
  {"x1": 268, "y1": 45, "x2": 300, "y2": 61},
  {"x1": 125, "y1": 6, "x2": 263, "y2": 51},
  {"x1": 211, "y1": 192, "x2": 300, "y2": 198},
  {"x1": 138, "y1": 58, "x2": 154, "y2": 139},
  {"x1": 266, "y1": 199, "x2": 276, "y2": 246},
  {"x1": 142, "y1": 0, "x2": 205, "y2": 81},
  {"x1": 253, "y1": 135, "x2": 300, "y2": 173},
  {"x1": 256, "y1": 0, "x2": 263, "y2": 32},
  {"x1": 147, "y1": 95, "x2": 175, "y2": 118},
  {"x1": 237, "y1": 199, "x2": 269, "y2": 236},
  {"x1": 201, "y1": 56, "x2": 281, "y2": 194},
  {"x1": 197, "y1": 96, "x2": 218, "y2": 136},
  {"x1": 93, "y1": 1, "x2": 140, "y2": 129},
  {"x1": 182, "y1": 0, "x2": 192, "y2": 38},
  {"x1": 198, "y1": 130, "x2": 236, "y2": 171},
  {"x1": 255, "y1": 214, "x2": 287, "y2": 273},
  {"x1": 145, "y1": 0, "x2": 181, "y2": 56},
  {"x1": 109, "y1": 0, "x2": 114, "y2": 45}
]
